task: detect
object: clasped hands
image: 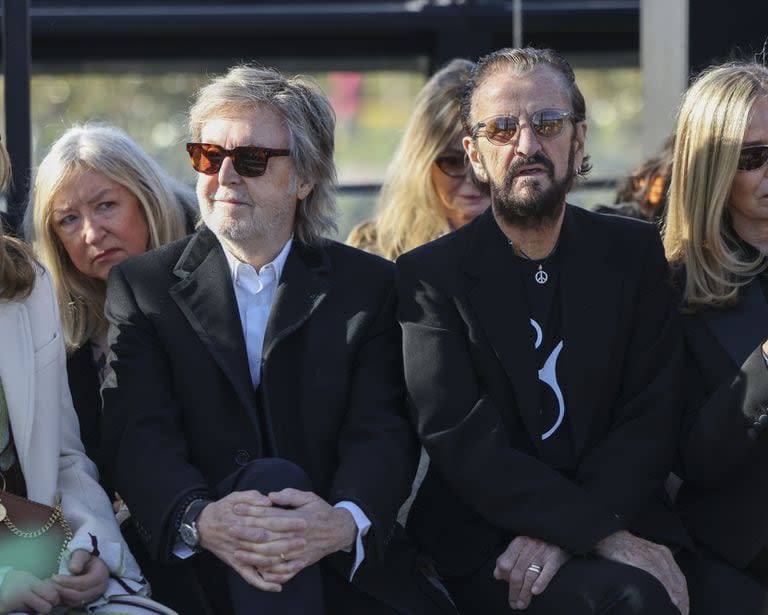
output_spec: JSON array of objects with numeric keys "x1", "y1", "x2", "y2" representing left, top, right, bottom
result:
[
  {"x1": 0, "y1": 549, "x2": 109, "y2": 613},
  {"x1": 494, "y1": 531, "x2": 688, "y2": 614},
  {"x1": 197, "y1": 489, "x2": 357, "y2": 592}
]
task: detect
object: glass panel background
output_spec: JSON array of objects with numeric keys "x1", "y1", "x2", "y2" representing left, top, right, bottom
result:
[{"x1": 1, "y1": 54, "x2": 647, "y2": 235}]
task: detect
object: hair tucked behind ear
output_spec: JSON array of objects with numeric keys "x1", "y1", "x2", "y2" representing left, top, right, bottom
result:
[{"x1": 189, "y1": 64, "x2": 338, "y2": 246}]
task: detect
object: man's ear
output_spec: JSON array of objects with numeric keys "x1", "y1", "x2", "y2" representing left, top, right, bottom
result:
[
  {"x1": 573, "y1": 121, "x2": 587, "y2": 170},
  {"x1": 297, "y1": 178, "x2": 314, "y2": 201},
  {"x1": 464, "y1": 135, "x2": 488, "y2": 182}
]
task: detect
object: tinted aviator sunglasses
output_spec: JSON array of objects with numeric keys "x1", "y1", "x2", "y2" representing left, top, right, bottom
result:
[
  {"x1": 472, "y1": 109, "x2": 574, "y2": 145},
  {"x1": 186, "y1": 142, "x2": 290, "y2": 177},
  {"x1": 434, "y1": 153, "x2": 469, "y2": 178},
  {"x1": 738, "y1": 145, "x2": 768, "y2": 172}
]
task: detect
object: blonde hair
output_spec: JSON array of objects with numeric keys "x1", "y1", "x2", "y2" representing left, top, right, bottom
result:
[
  {"x1": 189, "y1": 64, "x2": 337, "y2": 246},
  {"x1": 0, "y1": 143, "x2": 36, "y2": 300},
  {"x1": 348, "y1": 59, "x2": 474, "y2": 260},
  {"x1": 26, "y1": 124, "x2": 192, "y2": 349},
  {"x1": 663, "y1": 61, "x2": 768, "y2": 310}
]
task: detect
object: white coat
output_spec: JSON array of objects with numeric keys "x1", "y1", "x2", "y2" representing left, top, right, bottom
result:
[{"x1": 0, "y1": 265, "x2": 148, "y2": 609}]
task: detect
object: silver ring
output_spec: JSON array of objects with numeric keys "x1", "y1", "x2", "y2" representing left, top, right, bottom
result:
[
  {"x1": 527, "y1": 563, "x2": 543, "y2": 574},
  {"x1": 280, "y1": 552, "x2": 286, "y2": 561}
]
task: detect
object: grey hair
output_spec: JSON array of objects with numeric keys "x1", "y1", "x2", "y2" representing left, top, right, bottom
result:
[
  {"x1": 189, "y1": 64, "x2": 338, "y2": 245},
  {"x1": 461, "y1": 47, "x2": 592, "y2": 175}
]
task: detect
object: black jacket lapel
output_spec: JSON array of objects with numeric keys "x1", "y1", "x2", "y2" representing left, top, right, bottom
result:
[
  {"x1": 169, "y1": 229, "x2": 263, "y2": 445},
  {"x1": 262, "y1": 241, "x2": 331, "y2": 362},
  {"x1": 259, "y1": 242, "x2": 330, "y2": 457}
]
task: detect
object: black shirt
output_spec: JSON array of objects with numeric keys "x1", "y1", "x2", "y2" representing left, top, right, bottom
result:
[{"x1": 510, "y1": 242, "x2": 575, "y2": 472}]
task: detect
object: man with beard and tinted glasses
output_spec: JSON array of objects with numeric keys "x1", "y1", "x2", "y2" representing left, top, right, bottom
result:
[
  {"x1": 397, "y1": 48, "x2": 694, "y2": 614},
  {"x1": 100, "y1": 65, "x2": 454, "y2": 615}
]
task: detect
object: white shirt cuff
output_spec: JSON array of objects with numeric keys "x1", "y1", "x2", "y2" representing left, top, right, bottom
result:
[
  {"x1": 172, "y1": 535, "x2": 195, "y2": 559},
  {"x1": 334, "y1": 501, "x2": 371, "y2": 580}
]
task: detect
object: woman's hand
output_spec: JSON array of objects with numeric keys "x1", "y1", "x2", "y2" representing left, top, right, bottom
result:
[
  {"x1": 112, "y1": 492, "x2": 124, "y2": 515},
  {"x1": 0, "y1": 569, "x2": 60, "y2": 613},
  {"x1": 51, "y1": 549, "x2": 109, "y2": 608}
]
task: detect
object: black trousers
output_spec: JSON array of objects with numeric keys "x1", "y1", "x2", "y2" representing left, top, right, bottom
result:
[
  {"x1": 444, "y1": 550, "x2": 683, "y2": 615},
  {"x1": 682, "y1": 550, "x2": 768, "y2": 615},
  {"x1": 444, "y1": 545, "x2": 768, "y2": 615}
]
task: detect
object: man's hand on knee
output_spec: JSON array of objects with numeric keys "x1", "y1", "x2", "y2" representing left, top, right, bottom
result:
[
  {"x1": 494, "y1": 536, "x2": 571, "y2": 610},
  {"x1": 197, "y1": 490, "x2": 307, "y2": 591},
  {"x1": 257, "y1": 488, "x2": 357, "y2": 580},
  {"x1": 594, "y1": 530, "x2": 689, "y2": 615}
]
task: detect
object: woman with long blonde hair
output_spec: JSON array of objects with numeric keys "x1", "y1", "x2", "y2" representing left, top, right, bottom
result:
[
  {"x1": 663, "y1": 60, "x2": 768, "y2": 606},
  {"x1": 25, "y1": 124, "x2": 195, "y2": 466},
  {"x1": 347, "y1": 58, "x2": 489, "y2": 260}
]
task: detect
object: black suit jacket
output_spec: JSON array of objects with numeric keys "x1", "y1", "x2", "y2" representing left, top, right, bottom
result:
[
  {"x1": 676, "y1": 275, "x2": 768, "y2": 569},
  {"x1": 101, "y1": 228, "x2": 419, "y2": 589},
  {"x1": 396, "y1": 206, "x2": 690, "y2": 578}
]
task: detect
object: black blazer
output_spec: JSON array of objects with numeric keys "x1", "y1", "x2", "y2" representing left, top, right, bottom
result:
[
  {"x1": 676, "y1": 275, "x2": 768, "y2": 569},
  {"x1": 100, "y1": 229, "x2": 421, "y2": 601},
  {"x1": 396, "y1": 206, "x2": 690, "y2": 578}
]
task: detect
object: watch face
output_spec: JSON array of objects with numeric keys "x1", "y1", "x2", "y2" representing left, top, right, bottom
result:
[{"x1": 180, "y1": 523, "x2": 199, "y2": 548}]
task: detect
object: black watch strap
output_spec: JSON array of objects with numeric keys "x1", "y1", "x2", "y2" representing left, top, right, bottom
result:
[
  {"x1": 182, "y1": 498, "x2": 211, "y2": 527},
  {"x1": 178, "y1": 498, "x2": 212, "y2": 551}
]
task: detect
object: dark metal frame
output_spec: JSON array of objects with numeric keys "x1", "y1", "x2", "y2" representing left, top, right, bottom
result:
[{"x1": 3, "y1": 0, "x2": 31, "y2": 234}]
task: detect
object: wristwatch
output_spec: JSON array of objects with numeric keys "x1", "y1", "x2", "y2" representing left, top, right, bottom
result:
[{"x1": 178, "y1": 498, "x2": 211, "y2": 551}]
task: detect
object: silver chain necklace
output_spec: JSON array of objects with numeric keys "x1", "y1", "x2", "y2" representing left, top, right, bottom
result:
[{"x1": 509, "y1": 237, "x2": 561, "y2": 285}]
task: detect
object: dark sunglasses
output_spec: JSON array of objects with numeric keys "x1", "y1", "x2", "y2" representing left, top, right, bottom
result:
[
  {"x1": 472, "y1": 109, "x2": 574, "y2": 145},
  {"x1": 434, "y1": 154, "x2": 469, "y2": 178},
  {"x1": 186, "y1": 142, "x2": 290, "y2": 177},
  {"x1": 737, "y1": 145, "x2": 768, "y2": 172}
]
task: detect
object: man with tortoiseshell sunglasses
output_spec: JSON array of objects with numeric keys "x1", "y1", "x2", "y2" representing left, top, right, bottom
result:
[{"x1": 100, "y1": 65, "x2": 455, "y2": 615}]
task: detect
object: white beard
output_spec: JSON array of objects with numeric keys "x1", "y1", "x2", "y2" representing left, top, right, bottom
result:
[{"x1": 201, "y1": 203, "x2": 273, "y2": 243}]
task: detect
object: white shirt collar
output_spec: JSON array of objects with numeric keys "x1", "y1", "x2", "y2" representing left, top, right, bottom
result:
[{"x1": 223, "y1": 237, "x2": 293, "y2": 292}]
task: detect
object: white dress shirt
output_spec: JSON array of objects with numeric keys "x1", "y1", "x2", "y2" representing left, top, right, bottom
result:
[
  {"x1": 226, "y1": 239, "x2": 290, "y2": 390},
  {"x1": 176, "y1": 239, "x2": 370, "y2": 579}
]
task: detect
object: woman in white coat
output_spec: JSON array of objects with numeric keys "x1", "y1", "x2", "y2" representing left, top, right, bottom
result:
[{"x1": 0, "y1": 144, "x2": 169, "y2": 613}]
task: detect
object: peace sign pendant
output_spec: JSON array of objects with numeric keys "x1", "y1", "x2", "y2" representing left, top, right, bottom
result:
[{"x1": 535, "y1": 265, "x2": 549, "y2": 285}]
